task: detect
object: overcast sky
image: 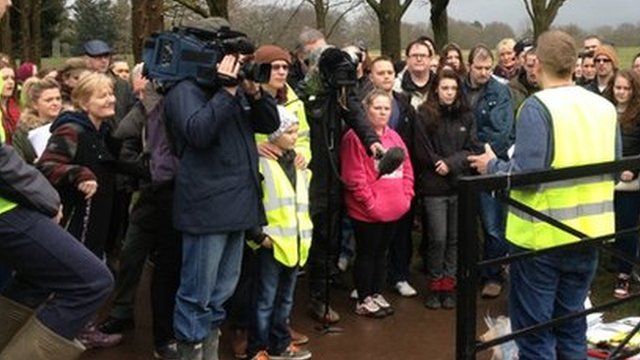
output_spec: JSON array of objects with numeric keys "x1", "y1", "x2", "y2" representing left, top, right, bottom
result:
[{"x1": 403, "y1": 0, "x2": 640, "y2": 31}]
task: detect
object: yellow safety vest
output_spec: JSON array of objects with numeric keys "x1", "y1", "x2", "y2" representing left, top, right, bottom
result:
[
  {"x1": 0, "y1": 104, "x2": 18, "y2": 215},
  {"x1": 506, "y1": 86, "x2": 617, "y2": 250},
  {"x1": 251, "y1": 157, "x2": 313, "y2": 267},
  {"x1": 255, "y1": 85, "x2": 311, "y2": 163}
]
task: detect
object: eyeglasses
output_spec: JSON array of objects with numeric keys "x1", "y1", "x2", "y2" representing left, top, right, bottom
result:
[
  {"x1": 409, "y1": 53, "x2": 429, "y2": 59},
  {"x1": 595, "y1": 58, "x2": 612, "y2": 64},
  {"x1": 271, "y1": 64, "x2": 289, "y2": 71}
]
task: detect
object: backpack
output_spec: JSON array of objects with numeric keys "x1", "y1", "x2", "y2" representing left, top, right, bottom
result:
[{"x1": 143, "y1": 97, "x2": 180, "y2": 184}]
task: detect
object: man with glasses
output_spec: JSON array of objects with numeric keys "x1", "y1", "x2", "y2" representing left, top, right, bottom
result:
[
  {"x1": 585, "y1": 45, "x2": 619, "y2": 96},
  {"x1": 393, "y1": 39, "x2": 434, "y2": 109}
]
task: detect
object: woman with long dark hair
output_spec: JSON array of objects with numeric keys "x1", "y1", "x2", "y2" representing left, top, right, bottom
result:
[
  {"x1": 414, "y1": 68, "x2": 483, "y2": 309},
  {"x1": 605, "y1": 69, "x2": 640, "y2": 298}
]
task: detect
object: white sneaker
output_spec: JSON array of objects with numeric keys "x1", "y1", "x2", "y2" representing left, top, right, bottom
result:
[
  {"x1": 355, "y1": 296, "x2": 385, "y2": 318},
  {"x1": 395, "y1": 281, "x2": 417, "y2": 297},
  {"x1": 350, "y1": 289, "x2": 358, "y2": 300},
  {"x1": 372, "y1": 294, "x2": 395, "y2": 316}
]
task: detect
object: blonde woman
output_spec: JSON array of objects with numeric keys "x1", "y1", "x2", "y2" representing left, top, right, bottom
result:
[{"x1": 12, "y1": 78, "x2": 62, "y2": 164}]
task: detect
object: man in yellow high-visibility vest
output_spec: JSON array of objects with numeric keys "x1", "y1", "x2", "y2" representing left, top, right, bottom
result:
[{"x1": 469, "y1": 30, "x2": 619, "y2": 359}]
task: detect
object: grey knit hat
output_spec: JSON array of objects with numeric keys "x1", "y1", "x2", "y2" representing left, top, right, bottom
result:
[{"x1": 269, "y1": 106, "x2": 299, "y2": 142}]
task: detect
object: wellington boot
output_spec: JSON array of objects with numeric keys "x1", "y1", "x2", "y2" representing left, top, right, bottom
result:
[
  {"x1": 203, "y1": 330, "x2": 220, "y2": 360},
  {"x1": 0, "y1": 296, "x2": 34, "y2": 350},
  {"x1": 0, "y1": 316, "x2": 85, "y2": 360}
]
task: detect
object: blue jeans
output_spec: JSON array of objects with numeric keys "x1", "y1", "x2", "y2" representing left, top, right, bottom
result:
[
  {"x1": 0, "y1": 207, "x2": 113, "y2": 339},
  {"x1": 247, "y1": 248, "x2": 298, "y2": 357},
  {"x1": 509, "y1": 244, "x2": 597, "y2": 360},
  {"x1": 479, "y1": 192, "x2": 508, "y2": 283},
  {"x1": 614, "y1": 191, "x2": 640, "y2": 275},
  {"x1": 174, "y1": 231, "x2": 244, "y2": 342}
]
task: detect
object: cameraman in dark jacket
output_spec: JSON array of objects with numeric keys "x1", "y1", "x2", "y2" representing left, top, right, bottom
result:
[
  {"x1": 297, "y1": 26, "x2": 382, "y2": 323},
  {"x1": 163, "y1": 18, "x2": 280, "y2": 360}
]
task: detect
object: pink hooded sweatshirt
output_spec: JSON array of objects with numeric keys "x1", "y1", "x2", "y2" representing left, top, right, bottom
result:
[{"x1": 340, "y1": 127, "x2": 414, "y2": 223}]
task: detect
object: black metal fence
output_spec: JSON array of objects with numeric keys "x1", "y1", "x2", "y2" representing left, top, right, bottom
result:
[{"x1": 456, "y1": 156, "x2": 640, "y2": 360}]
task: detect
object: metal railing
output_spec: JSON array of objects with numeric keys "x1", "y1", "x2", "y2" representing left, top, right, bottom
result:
[{"x1": 456, "y1": 156, "x2": 640, "y2": 360}]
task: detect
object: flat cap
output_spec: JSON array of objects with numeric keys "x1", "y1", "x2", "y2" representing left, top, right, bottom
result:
[{"x1": 83, "y1": 40, "x2": 112, "y2": 56}]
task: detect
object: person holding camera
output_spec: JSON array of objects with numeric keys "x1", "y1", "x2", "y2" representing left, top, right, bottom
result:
[
  {"x1": 297, "y1": 27, "x2": 383, "y2": 323},
  {"x1": 164, "y1": 17, "x2": 280, "y2": 360}
]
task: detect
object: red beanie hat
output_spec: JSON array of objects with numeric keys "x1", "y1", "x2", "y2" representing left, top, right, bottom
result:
[
  {"x1": 254, "y1": 45, "x2": 291, "y2": 65},
  {"x1": 16, "y1": 62, "x2": 37, "y2": 83}
]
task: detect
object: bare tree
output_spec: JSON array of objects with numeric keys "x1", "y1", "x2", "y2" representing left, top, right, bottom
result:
[
  {"x1": 171, "y1": 0, "x2": 227, "y2": 18},
  {"x1": 364, "y1": 0, "x2": 414, "y2": 61},
  {"x1": 429, "y1": 0, "x2": 449, "y2": 52},
  {"x1": 131, "y1": 0, "x2": 164, "y2": 62},
  {"x1": 522, "y1": 0, "x2": 568, "y2": 39},
  {"x1": 304, "y1": 0, "x2": 363, "y2": 39}
]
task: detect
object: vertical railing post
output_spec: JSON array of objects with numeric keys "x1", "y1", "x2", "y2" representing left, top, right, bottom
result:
[{"x1": 456, "y1": 178, "x2": 480, "y2": 360}]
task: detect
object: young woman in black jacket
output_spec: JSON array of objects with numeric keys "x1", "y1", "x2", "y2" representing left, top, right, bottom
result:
[
  {"x1": 605, "y1": 69, "x2": 640, "y2": 298},
  {"x1": 414, "y1": 68, "x2": 483, "y2": 309}
]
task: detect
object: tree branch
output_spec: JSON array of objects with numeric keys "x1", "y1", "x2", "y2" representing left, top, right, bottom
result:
[
  {"x1": 522, "y1": 0, "x2": 534, "y2": 21},
  {"x1": 364, "y1": 0, "x2": 380, "y2": 16},
  {"x1": 171, "y1": 0, "x2": 208, "y2": 18},
  {"x1": 326, "y1": 0, "x2": 362, "y2": 38},
  {"x1": 400, "y1": 0, "x2": 414, "y2": 15}
]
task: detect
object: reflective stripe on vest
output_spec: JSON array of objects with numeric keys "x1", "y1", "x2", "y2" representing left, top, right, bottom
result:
[
  {"x1": 506, "y1": 86, "x2": 617, "y2": 250},
  {"x1": 0, "y1": 110, "x2": 18, "y2": 215},
  {"x1": 257, "y1": 157, "x2": 313, "y2": 267}
]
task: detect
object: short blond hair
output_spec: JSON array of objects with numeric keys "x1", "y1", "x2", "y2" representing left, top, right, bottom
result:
[
  {"x1": 496, "y1": 38, "x2": 516, "y2": 54},
  {"x1": 71, "y1": 72, "x2": 113, "y2": 110}
]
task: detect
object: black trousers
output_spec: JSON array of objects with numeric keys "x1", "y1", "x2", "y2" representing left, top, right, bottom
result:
[{"x1": 351, "y1": 219, "x2": 397, "y2": 302}]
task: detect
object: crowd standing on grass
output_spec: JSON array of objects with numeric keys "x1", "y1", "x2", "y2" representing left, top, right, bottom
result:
[{"x1": 0, "y1": 1, "x2": 639, "y2": 357}]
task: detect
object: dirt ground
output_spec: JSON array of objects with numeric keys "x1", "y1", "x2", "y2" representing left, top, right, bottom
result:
[{"x1": 82, "y1": 263, "x2": 507, "y2": 360}]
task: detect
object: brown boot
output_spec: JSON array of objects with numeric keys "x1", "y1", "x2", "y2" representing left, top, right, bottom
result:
[
  {"x1": 0, "y1": 316, "x2": 85, "y2": 360},
  {"x1": 0, "y1": 296, "x2": 33, "y2": 350},
  {"x1": 231, "y1": 329, "x2": 247, "y2": 359},
  {"x1": 289, "y1": 326, "x2": 309, "y2": 346}
]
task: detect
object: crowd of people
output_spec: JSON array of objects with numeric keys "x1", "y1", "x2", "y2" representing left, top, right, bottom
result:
[{"x1": 0, "y1": 1, "x2": 639, "y2": 358}]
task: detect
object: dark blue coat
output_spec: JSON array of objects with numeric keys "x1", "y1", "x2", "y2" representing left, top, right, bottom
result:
[
  {"x1": 463, "y1": 77, "x2": 514, "y2": 160},
  {"x1": 164, "y1": 80, "x2": 279, "y2": 234}
]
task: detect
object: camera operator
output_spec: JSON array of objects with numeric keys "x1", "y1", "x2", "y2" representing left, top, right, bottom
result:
[
  {"x1": 163, "y1": 17, "x2": 280, "y2": 360},
  {"x1": 297, "y1": 26, "x2": 384, "y2": 323}
]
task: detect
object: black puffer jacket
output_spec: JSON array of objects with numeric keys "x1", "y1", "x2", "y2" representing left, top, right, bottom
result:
[{"x1": 414, "y1": 105, "x2": 483, "y2": 196}]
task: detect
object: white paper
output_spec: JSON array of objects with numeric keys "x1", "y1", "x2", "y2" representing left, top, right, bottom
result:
[{"x1": 28, "y1": 123, "x2": 52, "y2": 159}]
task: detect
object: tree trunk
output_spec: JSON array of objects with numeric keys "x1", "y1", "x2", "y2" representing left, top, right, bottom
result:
[
  {"x1": 19, "y1": 0, "x2": 33, "y2": 62},
  {"x1": 430, "y1": 0, "x2": 449, "y2": 53},
  {"x1": 206, "y1": 0, "x2": 228, "y2": 18},
  {"x1": 31, "y1": 0, "x2": 41, "y2": 66},
  {"x1": 0, "y1": 11, "x2": 11, "y2": 56},
  {"x1": 313, "y1": 0, "x2": 327, "y2": 33},
  {"x1": 379, "y1": 13, "x2": 401, "y2": 61},
  {"x1": 132, "y1": 0, "x2": 164, "y2": 63}
]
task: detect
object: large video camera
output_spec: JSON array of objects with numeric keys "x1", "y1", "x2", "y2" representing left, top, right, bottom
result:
[
  {"x1": 317, "y1": 47, "x2": 362, "y2": 89},
  {"x1": 142, "y1": 26, "x2": 272, "y2": 90}
]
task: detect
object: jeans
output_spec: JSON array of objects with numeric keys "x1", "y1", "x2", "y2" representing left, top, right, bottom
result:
[
  {"x1": 247, "y1": 248, "x2": 298, "y2": 357},
  {"x1": 226, "y1": 245, "x2": 256, "y2": 330},
  {"x1": 423, "y1": 196, "x2": 458, "y2": 280},
  {"x1": 352, "y1": 219, "x2": 396, "y2": 301},
  {"x1": 109, "y1": 185, "x2": 182, "y2": 346},
  {"x1": 0, "y1": 207, "x2": 113, "y2": 339},
  {"x1": 614, "y1": 191, "x2": 640, "y2": 275},
  {"x1": 479, "y1": 192, "x2": 508, "y2": 283},
  {"x1": 388, "y1": 206, "x2": 414, "y2": 283},
  {"x1": 509, "y1": 244, "x2": 597, "y2": 360},
  {"x1": 174, "y1": 231, "x2": 244, "y2": 342}
]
